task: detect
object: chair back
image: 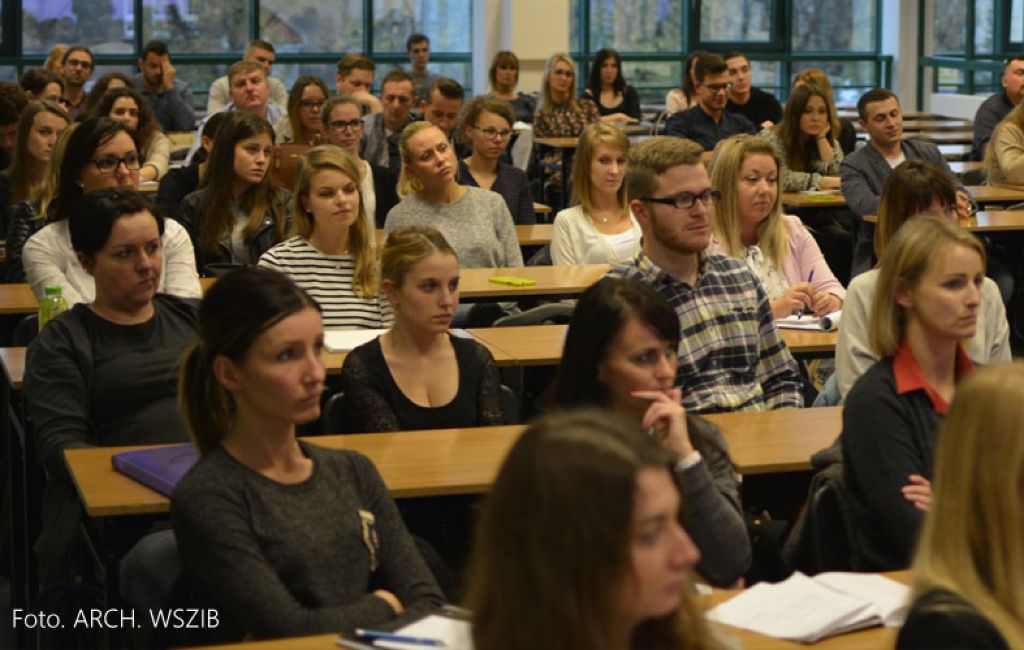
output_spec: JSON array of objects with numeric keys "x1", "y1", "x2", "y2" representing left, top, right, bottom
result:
[{"x1": 271, "y1": 143, "x2": 311, "y2": 192}]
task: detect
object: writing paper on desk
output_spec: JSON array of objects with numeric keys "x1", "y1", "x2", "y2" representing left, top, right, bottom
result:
[
  {"x1": 381, "y1": 614, "x2": 472, "y2": 649},
  {"x1": 775, "y1": 310, "x2": 842, "y2": 332},
  {"x1": 324, "y1": 328, "x2": 388, "y2": 352},
  {"x1": 705, "y1": 571, "x2": 908, "y2": 643}
]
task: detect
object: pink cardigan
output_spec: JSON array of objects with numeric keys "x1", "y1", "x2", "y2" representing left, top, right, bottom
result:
[{"x1": 710, "y1": 214, "x2": 846, "y2": 300}]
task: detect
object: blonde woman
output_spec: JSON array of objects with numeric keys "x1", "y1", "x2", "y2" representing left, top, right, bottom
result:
[
  {"x1": 258, "y1": 146, "x2": 391, "y2": 329},
  {"x1": 550, "y1": 123, "x2": 640, "y2": 264},
  {"x1": 985, "y1": 102, "x2": 1024, "y2": 187},
  {"x1": 533, "y1": 53, "x2": 600, "y2": 137},
  {"x1": 709, "y1": 134, "x2": 844, "y2": 319},
  {"x1": 841, "y1": 216, "x2": 984, "y2": 571},
  {"x1": 898, "y1": 363, "x2": 1024, "y2": 649},
  {"x1": 384, "y1": 121, "x2": 522, "y2": 269}
]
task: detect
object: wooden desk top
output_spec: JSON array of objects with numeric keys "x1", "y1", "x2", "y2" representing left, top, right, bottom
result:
[
  {"x1": 781, "y1": 192, "x2": 847, "y2": 209},
  {"x1": 66, "y1": 406, "x2": 841, "y2": 518},
  {"x1": 457, "y1": 264, "x2": 608, "y2": 299},
  {"x1": 966, "y1": 184, "x2": 1024, "y2": 204},
  {"x1": 0, "y1": 284, "x2": 38, "y2": 315},
  {"x1": 900, "y1": 119, "x2": 971, "y2": 131},
  {"x1": 938, "y1": 143, "x2": 971, "y2": 160},
  {"x1": 533, "y1": 136, "x2": 579, "y2": 148},
  {"x1": 908, "y1": 130, "x2": 972, "y2": 144}
]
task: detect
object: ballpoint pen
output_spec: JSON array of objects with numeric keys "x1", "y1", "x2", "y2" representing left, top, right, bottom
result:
[{"x1": 354, "y1": 629, "x2": 447, "y2": 647}]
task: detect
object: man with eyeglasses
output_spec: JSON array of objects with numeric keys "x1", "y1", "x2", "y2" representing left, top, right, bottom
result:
[
  {"x1": 361, "y1": 70, "x2": 417, "y2": 171},
  {"x1": 134, "y1": 40, "x2": 195, "y2": 132},
  {"x1": 60, "y1": 46, "x2": 94, "y2": 120},
  {"x1": 723, "y1": 51, "x2": 782, "y2": 129},
  {"x1": 207, "y1": 40, "x2": 288, "y2": 114},
  {"x1": 664, "y1": 53, "x2": 756, "y2": 152},
  {"x1": 972, "y1": 56, "x2": 1024, "y2": 160},
  {"x1": 609, "y1": 136, "x2": 803, "y2": 413}
]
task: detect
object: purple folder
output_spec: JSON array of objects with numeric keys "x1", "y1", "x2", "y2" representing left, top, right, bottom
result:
[{"x1": 111, "y1": 443, "x2": 199, "y2": 496}]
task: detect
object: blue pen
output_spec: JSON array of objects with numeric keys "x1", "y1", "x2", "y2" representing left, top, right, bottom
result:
[
  {"x1": 807, "y1": 269, "x2": 815, "y2": 284},
  {"x1": 354, "y1": 629, "x2": 447, "y2": 647}
]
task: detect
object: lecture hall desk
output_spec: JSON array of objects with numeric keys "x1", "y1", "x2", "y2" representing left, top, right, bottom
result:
[
  {"x1": 866, "y1": 210, "x2": 1024, "y2": 233},
  {"x1": 184, "y1": 568, "x2": 907, "y2": 650},
  {"x1": 64, "y1": 406, "x2": 843, "y2": 518}
]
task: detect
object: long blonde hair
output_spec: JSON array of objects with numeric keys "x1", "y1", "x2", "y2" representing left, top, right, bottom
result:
[
  {"x1": 291, "y1": 145, "x2": 377, "y2": 298},
  {"x1": 869, "y1": 215, "x2": 986, "y2": 358},
  {"x1": 539, "y1": 53, "x2": 580, "y2": 112},
  {"x1": 571, "y1": 123, "x2": 629, "y2": 216},
  {"x1": 910, "y1": 362, "x2": 1024, "y2": 648},
  {"x1": 38, "y1": 122, "x2": 78, "y2": 219},
  {"x1": 709, "y1": 134, "x2": 788, "y2": 270}
]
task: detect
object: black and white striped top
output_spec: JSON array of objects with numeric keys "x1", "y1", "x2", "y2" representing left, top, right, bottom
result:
[{"x1": 258, "y1": 237, "x2": 393, "y2": 330}]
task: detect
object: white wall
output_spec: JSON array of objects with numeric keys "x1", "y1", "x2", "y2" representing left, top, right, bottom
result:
[{"x1": 472, "y1": 0, "x2": 571, "y2": 95}]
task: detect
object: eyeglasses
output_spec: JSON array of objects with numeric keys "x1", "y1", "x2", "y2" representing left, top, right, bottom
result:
[
  {"x1": 329, "y1": 119, "x2": 363, "y2": 132},
  {"x1": 91, "y1": 153, "x2": 141, "y2": 174},
  {"x1": 642, "y1": 190, "x2": 720, "y2": 210},
  {"x1": 703, "y1": 82, "x2": 732, "y2": 94},
  {"x1": 552, "y1": 69, "x2": 574, "y2": 78},
  {"x1": 477, "y1": 126, "x2": 512, "y2": 141},
  {"x1": 300, "y1": 99, "x2": 325, "y2": 111}
]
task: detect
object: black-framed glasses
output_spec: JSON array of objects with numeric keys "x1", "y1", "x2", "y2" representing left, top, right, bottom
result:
[
  {"x1": 329, "y1": 119, "x2": 363, "y2": 132},
  {"x1": 703, "y1": 82, "x2": 732, "y2": 94},
  {"x1": 300, "y1": 99, "x2": 325, "y2": 111},
  {"x1": 478, "y1": 126, "x2": 512, "y2": 141},
  {"x1": 642, "y1": 190, "x2": 720, "y2": 210},
  {"x1": 92, "y1": 153, "x2": 141, "y2": 174}
]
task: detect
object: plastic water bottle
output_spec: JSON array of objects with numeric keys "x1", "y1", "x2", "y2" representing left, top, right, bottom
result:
[{"x1": 38, "y1": 285, "x2": 68, "y2": 331}]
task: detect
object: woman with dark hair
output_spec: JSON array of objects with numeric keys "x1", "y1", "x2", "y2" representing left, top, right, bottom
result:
[
  {"x1": 342, "y1": 225, "x2": 504, "y2": 431},
  {"x1": 486, "y1": 50, "x2": 535, "y2": 124},
  {"x1": 275, "y1": 75, "x2": 329, "y2": 145},
  {"x1": 173, "y1": 266, "x2": 444, "y2": 641},
  {"x1": 156, "y1": 111, "x2": 230, "y2": 221},
  {"x1": 176, "y1": 112, "x2": 290, "y2": 274},
  {"x1": 584, "y1": 47, "x2": 641, "y2": 123},
  {"x1": 19, "y1": 68, "x2": 64, "y2": 104},
  {"x1": 259, "y1": 146, "x2": 391, "y2": 329},
  {"x1": 78, "y1": 71, "x2": 132, "y2": 121},
  {"x1": 20, "y1": 117, "x2": 200, "y2": 304},
  {"x1": 842, "y1": 216, "x2": 985, "y2": 571},
  {"x1": 457, "y1": 96, "x2": 536, "y2": 224},
  {"x1": 321, "y1": 95, "x2": 398, "y2": 228},
  {"x1": 24, "y1": 188, "x2": 198, "y2": 587},
  {"x1": 835, "y1": 161, "x2": 1010, "y2": 400},
  {"x1": 792, "y1": 68, "x2": 858, "y2": 155},
  {"x1": 465, "y1": 409, "x2": 717, "y2": 650},
  {"x1": 550, "y1": 276, "x2": 749, "y2": 587},
  {"x1": 95, "y1": 86, "x2": 170, "y2": 181},
  {"x1": 0, "y1": 100, "x2": 68, "y2": 236},
  {"x1": 759, "y1": 83, "x2": 843, "y2": 192}
]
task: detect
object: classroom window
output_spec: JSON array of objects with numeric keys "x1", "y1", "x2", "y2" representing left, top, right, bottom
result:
[
  {"x1": 932, "y1": 3, "x2": 967, "y2": 55},
  {"x1": 142, "y1": 0, "x2": 250, "y2": 54},
  {"x1": 791, "y1": 60, "x2": 877, "y2": 104},
  {"x1": 974, "y1": 0, "x2": 995, "y2": 54},
  {"x1": 371, "y1": 0, "x2": 472, "y2": 53},
  {"x1": 699, "y1": 0, "x2": 775, "y2": 43},
  {"x1": 622, "y1": 61, "x2": 683, "y2": 101},
  {"x1": 1013, "y1": 0, "x2": 1023, "y2": 42},
  {"x1": 791, "y1": 0, "x2": 876, "y2": 53},
  {"x1": 22, "y1": 0, "x2": 134, "y2": 55},
  {"x1": 258, "y1": 1, "x2": 363, "y2": 53},
  {"x1": 587, "y1": 0, "x2": 683, "y2": 53}
]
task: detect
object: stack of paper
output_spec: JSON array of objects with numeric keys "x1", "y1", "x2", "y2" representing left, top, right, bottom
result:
[
  {"x1": 705, "y1": 571, "x2": 909, "y2": 643},
  {"x1": 775, "y1": 310, "x2": 842, "y2": 332}
]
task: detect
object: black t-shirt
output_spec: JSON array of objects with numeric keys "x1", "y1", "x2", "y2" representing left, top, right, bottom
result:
[{"x1": 727, "y1": 86, "x2": 784, "y2": 127}]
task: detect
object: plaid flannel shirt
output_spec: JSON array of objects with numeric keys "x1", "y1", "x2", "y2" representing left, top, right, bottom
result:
[{"x1": 610, "y1": 249, "x2": 804, "y2": 413}]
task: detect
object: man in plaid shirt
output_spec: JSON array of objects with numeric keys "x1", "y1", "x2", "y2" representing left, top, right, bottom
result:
[{"x1": 610, "y1": 136, "x2": 804, "y2": 413}]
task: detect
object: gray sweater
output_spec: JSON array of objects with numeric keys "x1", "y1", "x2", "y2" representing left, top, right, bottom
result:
[
  {"x1": 172, "y1": 442, "x2": 445, "y2": 640},
  {"x1": 384, "y1": 186, "x2": 524, "y2": 268}
]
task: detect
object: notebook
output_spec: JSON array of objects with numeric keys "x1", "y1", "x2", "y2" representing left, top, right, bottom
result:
[{"x1": 111, "y1": 443, "x2": 199, "y2": 496}]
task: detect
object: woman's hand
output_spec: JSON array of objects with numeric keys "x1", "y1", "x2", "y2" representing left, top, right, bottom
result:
[
  {"x1": 810, "y1": 291, "x2": 842, "y2": 317},
  {"x1": 901, "y1": 474, "x2": 933, "y2": 512},
  {"x1": 373, "y1": 590, "x2": 404, "y2": 614},
  {"x1": 632, "y1": 388, "x2": 694, "y2": 460},
  {"x1": 770, "y1": 282, "x2": 814, "y2": 319},
  {"x1": 819, "y1": 175, "x2": 841, "y2": 190}
]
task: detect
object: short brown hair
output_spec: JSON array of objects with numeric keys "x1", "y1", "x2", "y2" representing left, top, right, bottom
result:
[
  {"x1": 874, "y1": 160, "x2": 957, "y2": 259},
  {"x1": 625, "y1": 136, "x2": 704, "y2": 202},
  {"x1": 337, "y1": 53, "x2": 375, "y2": 78},
  {"x1": 228, "y1": 60, "x2": 265, "y2": 84},
  {"x1": 428, "y1": 77, "x2": 464, "y2": 102},
  {"x1": 489, "y1": 51, "x2": 519, "y2": 87},
  {"x1": 693, "y1": 53, "x2": 727, "y2": 82}
]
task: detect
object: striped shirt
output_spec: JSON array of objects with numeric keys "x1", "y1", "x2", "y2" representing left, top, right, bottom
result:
[
  {"x1": 610, "y1": 249, "x2": 803, "y2": 413},
  {"x1": 258, "y1": 237, "x2": 393, "y2": 330}
]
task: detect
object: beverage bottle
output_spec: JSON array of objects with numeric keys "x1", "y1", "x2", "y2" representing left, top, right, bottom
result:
[{"x1": 38, "y1": 285, "x2": 68, "y2": 331}]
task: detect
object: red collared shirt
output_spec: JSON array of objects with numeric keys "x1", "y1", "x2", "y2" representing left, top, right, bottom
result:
[{"x1": 892, "y1": 339, "x2": 974, "y2": 415}]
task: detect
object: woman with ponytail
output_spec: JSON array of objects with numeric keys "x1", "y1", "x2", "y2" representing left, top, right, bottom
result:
[{"x1": 172, "y1": 266, "x2": 444, "y2": 642}]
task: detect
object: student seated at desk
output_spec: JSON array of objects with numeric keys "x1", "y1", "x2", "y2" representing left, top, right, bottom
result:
[
  {"x1": 94, "y1": 86, "x2": 171, "y2": 181},
  {"x1": 176, "y1": 112, "x2": 290, "y2": 274},
  {"x1": 155, "y1": 111, "x2": 229, "y2": 222},
  {"x1": 583, "y1": 48, "x2": 642, "y2": 123},
  {"x1": 24, "y1": 189, "x2": 198, "y2": 588},
  {"x1": 273, "y1": 75, "x2": 328, "y2": 145},
  {"x1": 898, "y1": 363, "x2": 1024, "y2": 650},
  {"x1": 835, "y1": 161, "x2": 1010, "y2": 400},
  {"x1": 0, "y1": 100, "x2": 68, "y2": 238},
  {"x1": 550, "y1": 123, "x2": 642, "y2": 265},
  {"x1": 457, "y1": 96, "x2": 536, "y2": 225},
  {"x1": 985, "y1": 102, "x2": 1024, "y2": 187},
  {"x1": 341, "y1": 225, "x2": 503, "y2": 432},
  {"x1": 174, "y1": 267, "x2": 443, "y2": 641},
  {"x1": 485, "y1": 50, "x2": 535, "y2": 124},
  {"x1": 259, "y1": 146, "x2": 392, "y2": 329},
  {"x1": 21, "y1": 118, "x2": 200, "y2": 304},
  {"x1": 550, "y1": 277, "x2": 750, "y2": 587},
  {"x1": 709, "y1": 134, "x2": 844, "y2": 318},
  {"x1": 533, "y1": 53, "x2": 600, "y2": 138},
  {"x1": 757, "y1": 83, "x2": 843, "y2": 192},
  {"x1": 842, "y1": 216, "x2": 984, "y2": 572},
  {"x1": 384, "y1": 121, "x2": 523, "y2": 270},
  {"x1": 465, "y1": 410, "x2": 716, "y2": 650}
]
